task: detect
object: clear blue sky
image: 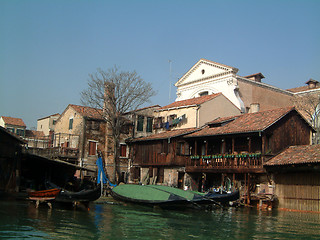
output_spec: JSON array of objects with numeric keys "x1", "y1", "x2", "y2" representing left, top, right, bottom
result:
[{"x1": 1, "y1": 0, "x2": 319, "y2": 129}]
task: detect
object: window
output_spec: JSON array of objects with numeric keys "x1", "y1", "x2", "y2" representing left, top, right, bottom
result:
[
  {"x1": 69, "y1": 118, "x2": 73, "y2": 130},
  {"x1": 7, "y1": 127, "x2": 14, "y2": 133},
  {"x1": 137, "y1": 115, "x2": 144, "y2": 132},
  {"x1": 88, "y1": 141, "x2": 97, "y2": 156},
  {"x1": 201, "y1": 69, "x2": 205, "y2": 74},
  {"x1": 16, "y1": 129, "x2": 25, "y2": 137},
  {"x1": 199, "y1": 91, "x2": 209, "y2": 96},
  {"x1": 146, "y1": 117, "x2": 153, "y2": 132},
  {"x1": 120, "y1": 144, "x2": 127, "y2": 157}
]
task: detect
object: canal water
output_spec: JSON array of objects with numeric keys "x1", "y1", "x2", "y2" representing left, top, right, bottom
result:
[{"x1": 1, "y1": 199, "x2": 320, "y2": 239}]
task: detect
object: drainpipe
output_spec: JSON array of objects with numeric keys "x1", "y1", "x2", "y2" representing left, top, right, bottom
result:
[
  {"x1": 196, "y1": 105, "x2": 201, "y2": 128},
  {"x1": 80, "y1": 117, "x2": 87, "y2": 180}
]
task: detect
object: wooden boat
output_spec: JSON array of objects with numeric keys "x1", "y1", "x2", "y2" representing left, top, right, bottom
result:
[
  {"x1": 148, "y1": 185, "x2": 239, "y2": 206},
  {"x1": 147, "y1": 185, "x2": 204, "y2": 202},
  {"x1": 203, "y1": 190, "x2": 240, "y2": 204},
  {"x1": 55, "y1": 184, "x2": 101, "y2": 204},
  {"x1": 111, "y1": 184, "x2": 239, "y2": 209},
  {"x1": 111, "y1": 184, "x2": 194, "y2": 209},
  {"x1": 44, "y1": 182, "x2": 101, "y2": 208},
  {"x1": 28, "y1": 188, "x2": 61, "y2": 200},
  {"x1": 28, "y1": 188, "x2": 62, "y2": 208}
]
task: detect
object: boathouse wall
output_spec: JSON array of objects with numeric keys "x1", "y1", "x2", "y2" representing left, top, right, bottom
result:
[
  {"x1": 273, "y1": 172, "x2": 320, "y2": 212},
  {"x1": 264, "y1": 111, "x2": 311, "y2": 155}
]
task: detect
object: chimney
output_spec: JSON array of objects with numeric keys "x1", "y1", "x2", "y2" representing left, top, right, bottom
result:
[
  {"x1": 104, "y1": 81, "x2": 116, "y2": 113},
  {"x1": 249, "y1": 103, "x2": 260, "y2": 113},
  {"x1": 244, "y1": 73, "x2": 265, "y2": 83},
  {"x1": 305, "y1": 79, "x2": 319, "y2": 89}
]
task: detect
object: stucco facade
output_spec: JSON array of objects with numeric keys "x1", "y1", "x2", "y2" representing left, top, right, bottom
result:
[
  {"x1": 237, "y1": 77, "x2": 293, "y2": 112},
  {"x1": 37, "y1": 113, "x2": 60, "y2": 136},
  {"x1": 175, "y1": 59, "x2": 301, "y2": 114},
  {"x1": 175, "y1": 59, "x2": 245, "y2": 112},
  {"x1": 154, "y1": 93, "x2": 241, "y2": 132}
]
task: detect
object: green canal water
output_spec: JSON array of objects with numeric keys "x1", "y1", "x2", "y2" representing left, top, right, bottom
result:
[{"x1": 0, "y1": 199, "x2": 320, "y2": 239}]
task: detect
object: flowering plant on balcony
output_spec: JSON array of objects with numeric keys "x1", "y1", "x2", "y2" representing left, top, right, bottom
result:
[
  {"x1": 191, "y1": 155, "x2": 200, "y2": 160},
  {"x1": 202, "y1": 155, "x2": 212, "y2": 160}
]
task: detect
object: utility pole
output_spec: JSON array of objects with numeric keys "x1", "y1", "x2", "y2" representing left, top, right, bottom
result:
[{"x1": 169, "y1": 60, "x2": 172, "y2": 103}]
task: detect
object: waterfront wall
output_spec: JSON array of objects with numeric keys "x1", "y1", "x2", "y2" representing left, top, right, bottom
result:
[{"x1": 273, "y1": 172, "x2": 320, "y2": 212}]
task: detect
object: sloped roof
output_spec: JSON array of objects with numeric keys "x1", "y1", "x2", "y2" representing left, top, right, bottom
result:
[
  {"x1": 25, "y1": 130, "x2": 45, "y2": 138},
  {"x1": 37, "y1": 113, "x2": 60, "y2": 121},
  {"x1": 124, "y1": 105, "x2": 161, "y2": 114},
  {"x1": 0, "y1": 126, "x2": 26, "y2": 143},
  {"x1": 1, "y1": 116, "x2": 26, "y2": 127},
  {"x1": 130, "y1": 128, "x2": 198, "y2": 142},
  {"x1": 158, "y1": 93, "x2": 222, "y2": 110},
  {"x1": 287, "y1": 79, "x2": 320, "y2": 93},
  {"x1": 264, "y1": 145, "x2": 320, "y2": 166},
  {"x1": 185, "y1": 107, "x2": 302, "y2": 138},
  {"x1": 69, "y1": 104, "x2": 104, "y2": 120},
  {"x1": 287, "y1": 85, "x2": 320, "y2": 93}
]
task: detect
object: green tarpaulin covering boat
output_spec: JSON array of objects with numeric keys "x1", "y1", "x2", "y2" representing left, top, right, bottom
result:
[
  {"x1": 111, "y1": 184, "x2": 239, "y2": 209},
  {"x1": 111, "y1": 184, "x2": 193, "y2": 209}
]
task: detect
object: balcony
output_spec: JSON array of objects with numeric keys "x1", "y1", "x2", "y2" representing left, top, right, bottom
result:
[
  {"x1": 25, "y1": 146, "x2": 79, "y2": 160},
  {"x1": 23, "y1": 133, "x2": 80, "y2": 163},
  {"x1": 186, "y1": 152, "x2": 265, "y2": 173}
]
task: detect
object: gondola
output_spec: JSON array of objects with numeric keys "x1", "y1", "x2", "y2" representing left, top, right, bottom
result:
[
  {"x1": 203, "y1": 190, "x2": 240, "y2": 204},
  {"x1": 111, "y1": 184, "x2": 239, "y2": 209},
  {"x1": 147, "y1": 185, "x2": 239, "y2": 206},
  {"x1": 46, "y1": 182, "x2": 101, "y2": 209},
  {"x1": 111, "y1": 184, "x2": 196, "y2": 209}
]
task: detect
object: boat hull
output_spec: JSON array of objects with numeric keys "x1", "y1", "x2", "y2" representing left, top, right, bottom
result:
[
  {"x1": 111, "y1": 184, "x2": 193, "y2": 209},
  {"x1": 28, "y1": 188, "x2": 61, "y2": 199}
]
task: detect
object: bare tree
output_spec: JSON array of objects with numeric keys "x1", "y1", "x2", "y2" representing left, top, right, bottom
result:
[
  {"x1": 293, "y1": 93, "x2": 320, "y2": 144},
  {"x1": 81, "y1": 66, "x2": 156, "y2": 183}
]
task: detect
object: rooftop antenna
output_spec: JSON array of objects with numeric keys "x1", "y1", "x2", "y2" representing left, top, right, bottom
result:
[{"x1": 169, "y1": 60, "x2": 172, "y2": 103}]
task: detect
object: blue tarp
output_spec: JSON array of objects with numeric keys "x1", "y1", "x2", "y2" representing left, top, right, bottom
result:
[{"x1": 96, "y1": 157, "x2": 116, "y2": 187}]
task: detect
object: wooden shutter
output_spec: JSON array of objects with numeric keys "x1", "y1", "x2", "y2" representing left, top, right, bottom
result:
[{"x1": 89, "y1": 141, "x2": 96, "y2": 155}]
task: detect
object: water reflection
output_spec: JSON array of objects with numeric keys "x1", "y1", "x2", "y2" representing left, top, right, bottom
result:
[{"x1": 1, "y1": 199, "x2": 320, "y2": 239}]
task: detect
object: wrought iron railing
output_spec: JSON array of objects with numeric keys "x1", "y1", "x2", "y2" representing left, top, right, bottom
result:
[{"x1": 188, "y1": 152, "x2": 262, "y2": 168}]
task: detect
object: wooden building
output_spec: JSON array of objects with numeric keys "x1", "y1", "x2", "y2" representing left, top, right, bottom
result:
[
  {"x1": 0, "y1": 126, "x2": 26, "y2": 193},
  {"x1": 129, "y1": 107, "x2": 314, "y2": 195},
  {"x1": 182, "y1": 106, "x2": 313, "y2": 194},
  {"x1": 264, "y1": 144, "x2": 320, "y2": 212},
  {"x1": 128, "y1": 128, "x2": 198, "y2": 186}
]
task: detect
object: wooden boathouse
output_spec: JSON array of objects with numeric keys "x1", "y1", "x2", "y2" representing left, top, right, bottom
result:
[
  {"x1": 264, "y1": 144, "x2": 320, "y2": 212},
  {"x1": 129, "y1": 107, "x2": 314, "y2": 201}
]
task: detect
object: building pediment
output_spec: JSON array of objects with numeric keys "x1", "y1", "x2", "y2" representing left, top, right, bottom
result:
[{"x1": 175, "y1": 59, "x2": 239, "y2": 87}]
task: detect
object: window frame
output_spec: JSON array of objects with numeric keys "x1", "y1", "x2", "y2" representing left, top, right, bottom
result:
[
  {"x1": 146, "y1": 117, "x2": 153, "y2": 133},
  {"x1": 137, "y1": 115, "x2": 144, "y2": 132},
  {"x1": 88, "y1": 140, "x2": 97, "y2": 156}
]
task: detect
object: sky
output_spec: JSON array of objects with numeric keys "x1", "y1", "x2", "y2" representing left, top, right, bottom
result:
[{"x1": 1, "y1": 0, "x2": 319, "y2": 129}]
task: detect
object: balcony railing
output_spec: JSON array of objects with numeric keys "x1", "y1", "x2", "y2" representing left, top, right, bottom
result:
[
  {"x1": 187, "y1": 153, "x2": 262, "y2": 169},
  {"x1": 24, "y1": 146, "x2": 79, "y2": 160}
]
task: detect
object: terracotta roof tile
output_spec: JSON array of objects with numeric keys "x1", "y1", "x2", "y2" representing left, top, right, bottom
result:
[
  {"x1": 25, "y1": 130, "x2": 45, "y2": 138},
  {"x1": 287, "y1": 85, "x2": 320, "y2": 93},
  {"x1": 158, "y1": 93, "x2": 222, "y2": 110},
  {"x1": 264, "y1": 145, "x2": 320, "y2": 166},
  {"x1": 185, "y1": 107, "x2": 296, "y2": 137},
  {"x1": 1, "y1": 116, "x2": 26, "y2": 127},
  {"x1": 131, "y1": 128, "x2": 198, "y2": 142},
  {"x1": 70, "y1": 104, "x2": 104, "y2": 120}
]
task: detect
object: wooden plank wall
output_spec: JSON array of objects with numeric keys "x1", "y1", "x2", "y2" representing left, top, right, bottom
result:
[{"x1": 274, "y1": 172, "x2": 320, "y2": 212}]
